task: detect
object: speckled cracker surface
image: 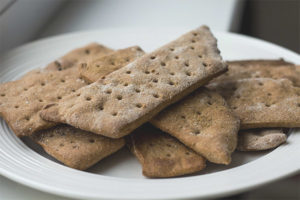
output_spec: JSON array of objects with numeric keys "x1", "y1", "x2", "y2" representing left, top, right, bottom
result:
[
  {"x1": 208, "y1": 78, "x2": 300, "y2": 129},
  {"x1": 32, "y1": 125, "x2": 125, "y2": 170},
  {"x1": 126, "y1": 124, "x2": 206, "y2": 178},
  {"x1": 151, "y1": 88, "x2": 239, "y2": 165},
  {"x1": 213, "y1": 59, "x2": 300, "y2": 86},
  {"x1": 45, "y1": 43, "x2": 113, "y2": 71},
  {"x1": 237, "y1": 129, "x2": 287, "y2": 151},
  {"x1": 40, "y1": 26, "x2": 227, "y2": 138},
  {"x1": 80, "y1": 46, "x2": 145, "y2": 83},
  {"x1": 0, "y1": 67, "x2": 87, "y2": 137}
]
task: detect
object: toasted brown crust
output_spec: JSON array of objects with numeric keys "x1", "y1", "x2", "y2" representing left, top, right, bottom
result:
[
  {"x1": 208, "y1": 78, "x2": 300, "y2": 129},
  {"x1": 40, "y1": 26, "x2": 227, "y2": 138},
  {"x1": 32, "y1": 125, "x2": 125, "y2": 170},
  {"x1": 126, "y1": 124, "x2": 206, "y2": 178},
  {"x1": 79, "y1": 46, "x2": 145, "y2": 83},
  {"x1": 237, "y1": 128, "x2": 287, "y2": 151},
  {"x1": 151, "y1": 88, "x2": 239, "y2": 165}
]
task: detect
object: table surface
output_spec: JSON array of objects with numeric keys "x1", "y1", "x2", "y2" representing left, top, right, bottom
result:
[{"x1": 1, "y1": 0, "x2": 299, "y2": 199}]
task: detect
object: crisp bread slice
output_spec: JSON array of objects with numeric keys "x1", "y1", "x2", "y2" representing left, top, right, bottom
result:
[
  {"x1": 32, "y1": 125, "x2": 125, "y2": 170},
  {"x1": 213, "y1": 59, "x2": 300, "y2": 86},
  {"x1": 126, "y1": 124, "x2": 206, "y2": 178},
  {"x1": 40, "y1": 26, "x2": 227, "y2": 138},
  {"x1": 208, "y1": 78, "x2": 300, "y2": 129},
  {"x1": 237, "y1": 128, "x2": 287, "y2": 151},
  {"x1": 79, "y1": 46, "x2": 145, "y2": 83},
  {"x1": 0, "y1": 67, "x2": 87, "y2": 137},
  {"x1": 45, "y1": 43, "x2": 113, "y2": 71},
  {"x1": 151, "y1": 88, "x2": 239, "y2": 165}
]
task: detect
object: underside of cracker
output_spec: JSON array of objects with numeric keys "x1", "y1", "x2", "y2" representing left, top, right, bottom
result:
[
  {"x1": 237, "y1": 128, "x2": 287, "y2": 151},
  {"x1": 45, "y1": 43, "x2": 113, "y2": 71},
  {"x1": 151, "y1": 88, "x2": 239, "y2": 165},
  {"x1": 208, "y1": 78, "x2": 300, "y2": 129},
  {"x1": 32, "y1": 125, "x2": 125, "y2": 170},
  {"x1": 79, "y1": 46, "x2": 145, "y2": 83},
  {"x1": 40, "y1": 26, "x2": 227, "y2": 138},
  {"x1": 126, "y1": 124, "x2": 206, "y2": 178}
]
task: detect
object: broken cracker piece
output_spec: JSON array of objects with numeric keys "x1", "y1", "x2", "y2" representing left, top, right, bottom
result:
[
  {"x1": 151, "y1": 88, "x2": 239, "y2": 165},
  {"x1": 126, "y1": 124, "x2": 206, "y2": 178},
  {"x1": 237, "y1": 128, "x2": 287, "y2": 151}
]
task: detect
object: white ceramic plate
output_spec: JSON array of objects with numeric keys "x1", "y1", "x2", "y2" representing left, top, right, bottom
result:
[{"x1": 0, "y1": 28, "x2": 300, "y2": 200}]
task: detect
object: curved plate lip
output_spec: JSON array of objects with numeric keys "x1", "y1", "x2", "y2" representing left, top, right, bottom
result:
[{"x1": 0, "y1": 27, "x2": 300, "y2": 200}]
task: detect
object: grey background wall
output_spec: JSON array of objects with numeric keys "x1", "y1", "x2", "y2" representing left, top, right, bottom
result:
[{"x1": 240, "y1": 0, "x2": 300, "y2": 53}]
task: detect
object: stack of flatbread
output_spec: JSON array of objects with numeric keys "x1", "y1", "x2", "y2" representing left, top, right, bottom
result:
[{"x1": 0, "y1": 26, "x2": 298, "y2": 177}]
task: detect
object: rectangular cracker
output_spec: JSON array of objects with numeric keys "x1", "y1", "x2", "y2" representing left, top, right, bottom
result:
[
  {"x1": 0, "y1": 44, "x2": 121, "y2": 137},
  {"x1": 237, "y1": 128, "x2": 287, "y2": 151},
  {"x1": 208, "y1": 78, "x2": 300, "y2": 129},
  {"x1": 126, "y1": 124, "x2": 206, "y2": 178},
  {"x1": 213, "y1": 59, "x2": 300, "y2": 86},
  {"x1": 40, "y1": 26, "x2": 227, "y2": 138},
  {"x1": 32, "y1": 125, "x2": 125, "y2": 170},
  {"x1": 79, "y1": 46, "x2": 145, "y2": 83},
  {"x1": 0, "y1": 67, "x2": 87, "y2": 137},
  {"x1": 151, "y1": 88, "x2": 239, "y2": 165},
  {"x1": 45, "y1": 43, "x2": 114, "y2": 71}
]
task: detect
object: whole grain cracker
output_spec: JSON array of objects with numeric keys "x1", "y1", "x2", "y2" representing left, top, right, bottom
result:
[
  {"x1": 151, "y1": 88, "x2": 239, "y2": 165},
  {"x1": 32, "y1": 125, "x2": 125, "y2": 170},
  {"x1": 213, "y1": 59, "x2": 300, "y2": 86},
  {"x1": 80, "y1": 46, "x2": 145, "y2": 83},
  {"x1": 0, "y1": 67, "x2": 86, "y2": 137},
  {"x1": 45, "y1": 43, "x2": 113, "y2": 71},
  {"x1": 0, "y1": 44, "x2": 130, "y2": 137},
  {"x1": 237, "y1": 128, "x2": 287, "y2": 151},
  {"x1": 40, "y1": 26, "x2": 227, "y2": 138},
  {"x1": 126, "y1": 124, "x2": 206, "y2": 178},
  {"x1": 208, "y1": 78, "x2": 300, "y2": 129}
]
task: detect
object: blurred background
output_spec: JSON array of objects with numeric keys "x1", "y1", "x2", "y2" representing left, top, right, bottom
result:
[
  {"x1": 0, "y1": 0, "x2": 299, "y2": 54},
  {"x1": 0, "y1": 0, "x2": 299, "y2": 199}
]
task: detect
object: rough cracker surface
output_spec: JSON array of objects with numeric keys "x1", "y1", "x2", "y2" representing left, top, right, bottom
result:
[
  {"x1": 213, "y1": 59, "x2": 300, "y2": 86},
  {"x1": 0, "y1": 67, "x2": 87, "y2": 137},
  {"x1": 126, "y1": 124, "x2": 206, "y2": 178},
  {"x1": 32, "y1": 125, "x2": 125, "y2": 170},
  {"x1": 208, "y1": 78, "x2": 300, "y2": 129},
  {"x1": 80, "y1": 46, "x2": 145, "y2": 83},
  {"x1": 237, "y1": 128, "x2": 287, "y2": 151},
  {"x1": 45, "y1": 43, "x2": 113, "y2": 71},
  {"x1": 40, "y1": 26, "x2": 227, "y2": 138},
  {"x1": 151, "y1": 88, "x2": 239, "y2": 165}
]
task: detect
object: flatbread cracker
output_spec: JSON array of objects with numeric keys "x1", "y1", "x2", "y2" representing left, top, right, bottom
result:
[
  {"x1": 40, "y1": 26, "x2": 227, "y2": 138},
  {"x1": 151, "y1": 88, "x2": 239, "y2": 165},
  {"x1": 126, "y1": 124, "x2": 206, "y2": 177},
  {"x1": 45, "y1": 43, "x2": 113, "y2": 71},
  {"x1": 237, "y1": 129, "x2": 287, "y2": 151},
  {"x1": 213, "y1": 59, "x2": 300, "y2": 86},
  {"x1": 32, "y1": 125, "x2": 125, "y2": 170},
  {"x1": 80, "y1": 46, "x2": 145, "y2": 83},
  {"x1": 208, "y1": 78, "x2": 300, "y2": 129},
  {"x1": 0, "y1": 67, "x2": 86, "y2": 137},
  {"x1": 0, "y1": 44, "x2": 125, "y2": 137}
]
